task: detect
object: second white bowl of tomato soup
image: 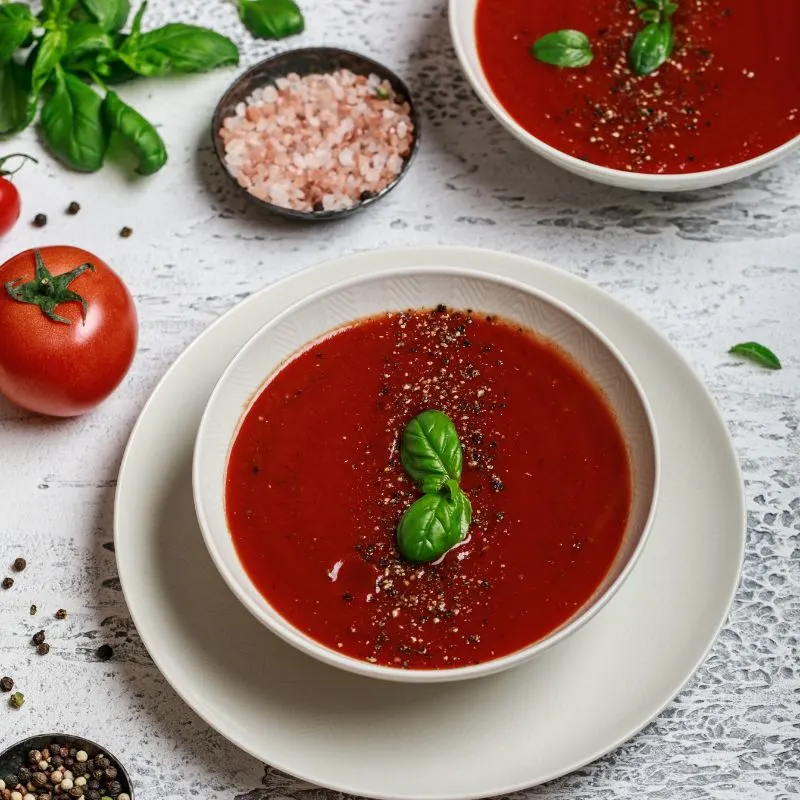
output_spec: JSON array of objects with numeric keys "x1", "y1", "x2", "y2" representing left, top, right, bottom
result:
[{"x1": 193, "y1": 268, "x2": 660, "y2": 682}]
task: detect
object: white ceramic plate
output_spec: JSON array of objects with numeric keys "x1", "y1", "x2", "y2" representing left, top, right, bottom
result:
[
  {"x1": 193, "y1": 267, "x2": 659, "y2": 682},
  {"x1": 115, "y1": 247, "x2": 744, "y2": 800}
]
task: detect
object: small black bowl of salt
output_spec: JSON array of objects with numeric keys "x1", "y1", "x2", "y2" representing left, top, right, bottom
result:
[{"x1": 211, "y1": 47, "x2": 421, "y2": 221}]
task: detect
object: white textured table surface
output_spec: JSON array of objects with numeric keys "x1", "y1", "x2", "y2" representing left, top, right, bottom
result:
[{"x1": 1, "y1": 1, "x2": 798, "y2": 798}]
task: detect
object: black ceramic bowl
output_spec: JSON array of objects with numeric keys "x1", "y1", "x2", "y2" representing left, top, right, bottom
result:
[
  {"x1": 0, "y1": 733, "x2": 134, "y2": 798},
  {"x1": 211, "y1": 47, "x2": 421, "y2": 221}
]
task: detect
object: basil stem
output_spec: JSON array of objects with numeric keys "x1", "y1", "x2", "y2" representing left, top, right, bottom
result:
[
  {"x1": 397, "y1": 480, "x2": 472, "y2": 564},
  {"x1": 400, "y1": 409, "x2": 463, "y2": 493},
  {"x1": 531, "y1": 29, "x2": 593, "y2": 68},
  {"x1": 729, "y1": 342, "x2": 782, "y2": 370}
]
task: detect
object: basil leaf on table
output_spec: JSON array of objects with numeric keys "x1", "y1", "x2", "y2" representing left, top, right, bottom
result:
[
  {"x1": 239, "y1": 0, "x2": 304, "y2": 40},
  {"x1": 120, "y1": 21, "x2": 239, "y2": 76},
  {"x1": 103, "y1": 90, "x2": 167, "y2": 175},
  {"x1": 31, "y1": 28, "x2": 67, "y2": 95},
  {"x1": 400, "y1": 409, "x2": 463, "y2": 493},
  {"x1": 41, "y1": 69, "x2": 108, "y2": 171},
  {"x1": 64, "y1": 22, "x2": 115, "y2": 62},
  {"x1": 76, "y1": 0, "x2": 131, "y2": 32},
  {"x1": 397, "y1": 480, "x2": 472, "y2": 563},
  {"x1": 0, "y1": 3, "x2": 37, "y2": 63},
  {"x1": 630, "y1": 20, "x2": 673, "y2": 75},
  {"x1": 729, "y1": 342, "x2": 782, "y2": 370},
  {"x1": 0, "y1": 60, "x2": 36, "y2": 135},
  {"x1": 531, "y1": 30, "x2": 593, "y2": 68}
]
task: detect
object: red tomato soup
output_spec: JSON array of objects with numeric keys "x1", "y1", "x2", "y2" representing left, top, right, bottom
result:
[
  {"x1": 475, "y1": 0, "x2": 800, "y2": 174},
  {"x1": 226, "y1": 309, "x2": 631, "y2": 669}
]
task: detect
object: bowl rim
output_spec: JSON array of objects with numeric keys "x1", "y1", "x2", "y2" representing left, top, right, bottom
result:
[
  {"x1": 0, "y1": 732, "x2": 134, "y2": 796},
  {"x1": 210, "y1": 46, "x2": 422, "y2": 221},
  {"x1": 447, "y1": 0, "x2": 800, "y2": 188},
  {"x1": 193, "y1": 265, "x2": 662, "y2": 683}
]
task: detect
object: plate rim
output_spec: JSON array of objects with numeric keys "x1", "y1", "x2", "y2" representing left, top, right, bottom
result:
[{"x1": 114, "y1": 245, "x2": 745, "y2": 800}]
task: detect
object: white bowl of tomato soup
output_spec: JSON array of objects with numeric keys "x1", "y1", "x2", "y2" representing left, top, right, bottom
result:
[
  {"x1": 193, "y1": 268, "x2": 660, "y2": 682},
  {"x1": 450, "y1": 0, "x2": 800, "y2": 191}
]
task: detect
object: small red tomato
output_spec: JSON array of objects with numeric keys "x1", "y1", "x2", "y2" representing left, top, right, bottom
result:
[
  {"x1": 0, "y1": 246, "x2": 138, "y2": 417},
  {"x1": 0, "y1": 176, "x2": 21, "y2": 237}
]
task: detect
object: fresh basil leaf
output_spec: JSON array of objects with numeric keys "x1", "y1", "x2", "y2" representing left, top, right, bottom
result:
[
  {"x1": 238, "y1": 0, "x2": 304, "y2": 40},
  {"x1": 40, "y1": 0, "x2": 62, "y2": 20},
  {"x1": 664, "y1": 1, "x2": 678, "y2": 16},
  {"x1": 40, "y1": 68, "x2": 108, "y2": 171},
  {"x1": 630, "y1": 20, "x2": 673, "y2": 75},
  {"x1": 0, "y1": 59, "x2": 36, "y2": 135},
  {"x1": 63, "y1": 22, "x2": 115, "y2": 62},
  {"x1": 401, "y1": 409, "x2": 463, "y2": 493},
  {"x1": 120, "y1": 22, "x2": 239, "y2": 76},
  {"x1": 103, "y1": 90, "x2": 166, "y2": 175},
  {"x1": 639, "y1": 8, "x2": 660, "y2": 22},
  {"x1": 729, "y1": 342, "x2": 782, "y2": 370},
  {"x1": 31, "y1": 28, "x2": 67, "y2": 95},
  {"x1": 531, "y1": 29, "x2": 593, "y2": 68},
  {"x1": 0, "y1": 3, "x2": 37, "y2": 63},
  {"x1": 77, "y1": 0, "x2": 131, "y2": 32},
  {"x1": 397, "y1": 480, "x2": 472, "y2": 563}
]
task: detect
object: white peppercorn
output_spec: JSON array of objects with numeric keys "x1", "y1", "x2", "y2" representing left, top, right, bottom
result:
[
  {"x1": 74, "y1": 778, "x2": 87, "y2": 787},
  {"x1": 75, "y1": 753, "x2": 88, "y2": 764},
  {"x1": 50, "y1": 771, "x2": 62, "y2": 784},
  {"x1": 60, "y1": 778, "x2": 74, "y2": 791}
]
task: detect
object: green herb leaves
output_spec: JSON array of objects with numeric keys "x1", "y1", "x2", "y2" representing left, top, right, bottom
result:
[
  {"x1": 401, "y1": 409, "x2": 463, "y2": 493},
  {"x1": 630, "y1": 0, "x2": 677, "y2": 75},
  {"x1": 0, "y1": 0, "x2": 239, "y2": 176},
  {"x1": 396, "y1": 410, "x2": 473, "y2": 564},
  {"x1": 531, "y1": 30, "x2": 593, "y2": 69},
  {"x1": 532, "y1": 0, "x2": 678, "y2": 76},
  {"x1": 238, "y1": 0, "x2": 304, "y2": 40},
  {"x1": 729, "y1": 342, "x2": 782, "y2": 370}
]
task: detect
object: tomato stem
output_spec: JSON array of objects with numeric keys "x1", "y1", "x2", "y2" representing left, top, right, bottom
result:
[
  {"x1": 0, "y1": 153, "x2": 39, "y2": 178},
  {"x1": 5, "y1": 251, "x2": 95, "y2": 325}
]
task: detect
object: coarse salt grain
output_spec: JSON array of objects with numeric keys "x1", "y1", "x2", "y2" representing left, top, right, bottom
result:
[{"x1": 220, "y1": 69, "x2": 414, "y2": 213}]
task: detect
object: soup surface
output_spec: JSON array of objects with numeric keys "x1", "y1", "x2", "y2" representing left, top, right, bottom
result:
[
  {"x1": 475, "y1": 0, "x2": 800, "y2": 174},
  {"x1": 225, "y1": 309, "x2": 631, "y2": 669}
]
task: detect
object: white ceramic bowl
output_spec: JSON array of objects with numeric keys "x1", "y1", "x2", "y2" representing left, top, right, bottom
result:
[
  {"x1": 449, "y1": 0, "x2": 800, "y2": 191},
  {"x1": 193, "y1": 267, "x2": 660, "y2": 682}
]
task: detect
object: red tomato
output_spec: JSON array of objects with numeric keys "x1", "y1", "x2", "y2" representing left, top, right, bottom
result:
[
  {"x1": 0, "y1": 246, "x2": 138, "y2": 417},
  {"x1": 0, "y1": 177, "x2": 21, "y2": 237}
]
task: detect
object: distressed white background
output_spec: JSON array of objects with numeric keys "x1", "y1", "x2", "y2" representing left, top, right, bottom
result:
[{"x1": 0, "y1": 1, "x2": 798, "y2": 798}]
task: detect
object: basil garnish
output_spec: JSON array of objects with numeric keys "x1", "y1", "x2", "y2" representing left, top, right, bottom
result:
[
  {"x1": 238, "y1": 0, "x2": 305, "y2": 40},
  {"x1": 531, "y1": 30, "x2": 593, "y2": 69},
  {"x1": 396, "y1": 410, "x2": 474, "y2": 563},
  {"x1": 729, "y1": 342, "x2": 782, "y2": 370},
  {"x1": 397, "y1": 480, "x2": 472, "y2": 564},
  {"x1": 630, "y1": 0, "x2": 677, "y2": 75},
  {"x1": 103, "y1": 90, "x2": 167, "y2": 175},
  {"x1": 400, "y1": 408, "x2": 463, "y2": 493},
  {"x1": 0, "y1": 3, "x2": 37, "y2": 63}
]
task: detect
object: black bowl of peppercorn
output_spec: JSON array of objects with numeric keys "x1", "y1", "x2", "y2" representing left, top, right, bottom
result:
[{"x1": 0, "y1": 734, "x2": 133, "y2": 800}]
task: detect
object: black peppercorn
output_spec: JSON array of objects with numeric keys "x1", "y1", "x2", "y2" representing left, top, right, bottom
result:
[
  {"x1": 94, "y1": 758, "x2": 109, "y2": 771},
  {"x1": 13, "y1": 558, "x2": 26, "y2": 571},
  {"x1": 95, "y1": 645, "x2": 113, "y2": 662},
  {"x1": 66, "y1": 202, "x2": 81, "y2": 215},
  {"x1": 86, "y1": 791, "x2": 100, "y2": 800},
  {"x1": 30, "y1": 605, "x2": 38, "y2": 615},
  {"x1": 2, "y1": 577, "x2": 14, "y2": 589},
  {"x1": 51, "y1": 756, "x2": 64, "y2": 769},
  {"x1": 55, "y1": 609, "x2": 67, "y2": 620},
  {"x1": 119, "y1": 226, "x2": 133, "y2": 238},
  {"x1": 0, "y1": 676, "x2": 13, "y2": 691},
  {"x1": 19, "y1": 766, "x2": 31, "y2": 781},
  {"x1": 37, "y1": 642, "x2": 50, "y2": 655},
  {"x1": 360, "y1": 190, "x2": 375, "y2": 201},
  {"x1": 106, "y1": 780, "x2": 121, "y2": 797},
  {"x1": 72, "y1": 763, "x2": 86, "y2": 777},
  {"x1": 312, "y1": 201, "x2": 324, "y2": 212},
  {"x1": 32, "y1": 630, "x2": 46, "y2": 646},
  {"x1": 104, "y1": 767, "x2": 117, "y2": 780},
  {"x1": 5, "y1": 774, "x2": 18, "y2": 787},
  {"x1": 33, "y1": 213, "x2": 48, "y2": 227}
]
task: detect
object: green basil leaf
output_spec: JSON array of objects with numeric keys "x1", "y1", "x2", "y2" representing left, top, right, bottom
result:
[
  {"x1": 40, "y1": 68, "x2": 108, "y2": 171},
  {"x1": 663, "y1": 1, "x2": 678, "y2": 16},
  {"x1": 77, "y1": 0, "x2": 130, "y2": 32},
  {"x1": 400, "y1": 409, "x2": 463, "y2": 493},
  {"x1": 630, "y1": 20, "x2": 673, "y2": 75},
  {"x1": 31, "y1": 28, "x2": 67, "y2": 95},
  {"x1": 63, "y1": 22, "x2": 115, "y2": 62},
  {"x1": 729, "y1": 342, "x2": 782, "y2": 370},
  {"x1": 0, "y1": 3, "x2": 37, "y2": 62},
  {"x1": 0, "y1": 59, "x2": 37, "y2": 135},
  {"x1": 128, "y1": 0, "x2": 146, "y2": 36},
  {"x1": 531, "y1": 29, "x2": 593, "y2": 68},
  {"x1": 639, "y1": 8, "x2": 660, "y2": 22},
  {"x1": 103, "y1": 90, "x2": 166, "y2": 175},
  {"x1": 397, "y1": 481, "x2": 472, "y2": 563},
  {"x1": 41, "y1": 0, "x2": 62, "y2": 20},
  {"x1": 120, "y1": 22, "x2": 239, "y2": 76},
  {"x1": 239, "y1": 0, "x2": 304, "y2": 40}
]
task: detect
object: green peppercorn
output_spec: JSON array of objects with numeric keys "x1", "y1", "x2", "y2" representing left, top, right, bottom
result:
[{"x1": 9, "y1": 691, "x2": 24, "y2": 708}]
